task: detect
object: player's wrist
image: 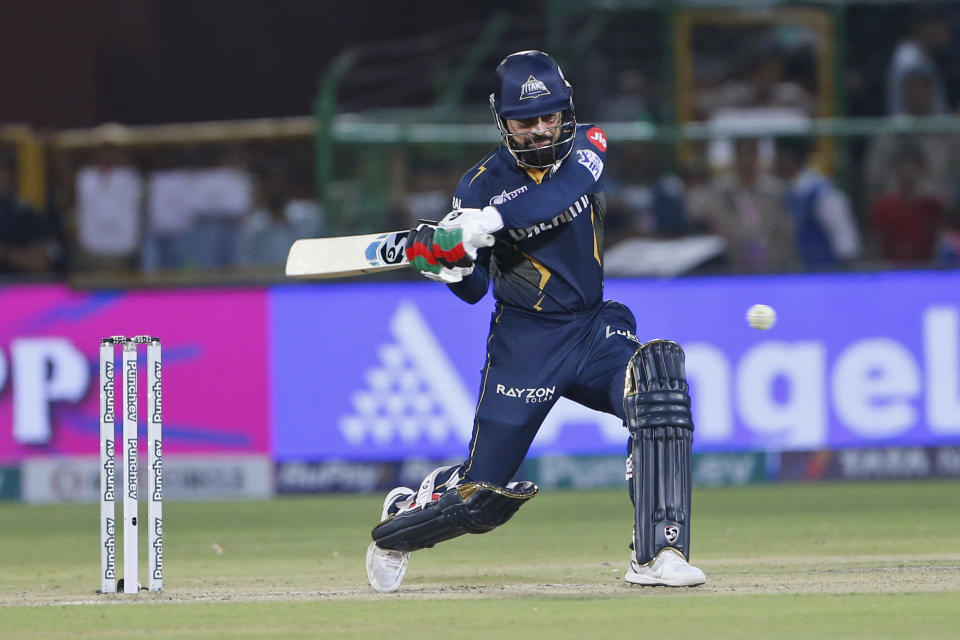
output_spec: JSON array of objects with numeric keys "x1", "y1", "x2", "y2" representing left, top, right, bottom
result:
[
  {"x1": 438, "y1": 206, "x2": 503, "y2": 235},
  {"x1": 478, "y1": 206, "x2": 503, "y2": 233}
]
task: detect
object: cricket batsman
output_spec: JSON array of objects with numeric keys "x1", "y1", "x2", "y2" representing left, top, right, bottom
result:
[{"x1": 366, "y1": 50, "x2": 706, "y2": 592}]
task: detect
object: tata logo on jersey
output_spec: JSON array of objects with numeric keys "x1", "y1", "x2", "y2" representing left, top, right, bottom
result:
[
  {"x1": 587, "y1": 127, "x2": 607, "y2": 152},
  {"x1": 490, "y1": 185, "x2": 528, "y2": 206},
  {"x1": 496, "y1": 384, "x2": 556, "y2": 403}
]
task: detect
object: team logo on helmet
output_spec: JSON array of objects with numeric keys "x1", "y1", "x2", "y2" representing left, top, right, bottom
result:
[
  {"x1": 519, "y1": 75, "x2": 551, "y2": 101},
  {"x1": 664, "y1": 525, "x2": 680, "y2": 544}
]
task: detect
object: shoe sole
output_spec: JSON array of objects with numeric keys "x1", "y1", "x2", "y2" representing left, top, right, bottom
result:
[{"x1": 625, "y1": 572, "x2": 705, "y2": 587}]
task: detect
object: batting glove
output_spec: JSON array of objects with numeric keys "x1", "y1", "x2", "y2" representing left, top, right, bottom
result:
[
  {"x1": 404, "y1": 224, "x2": 474, "y2": 283},
  {"x1": 433, "y1": 206, "x2": 502, "y2": 267}
]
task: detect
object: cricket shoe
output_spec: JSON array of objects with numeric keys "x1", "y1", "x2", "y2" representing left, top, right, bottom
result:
[
  {"x1": 625, "y1": 547, "x2": 706, "y2": 587},
  {"x1": 366, "y1": 486, "x2": 414, "y2": 593}
]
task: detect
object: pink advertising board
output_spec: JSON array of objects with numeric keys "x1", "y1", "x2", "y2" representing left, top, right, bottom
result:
[{"x1": 0, "y1": 284, "x2": 269, "y2": 462}]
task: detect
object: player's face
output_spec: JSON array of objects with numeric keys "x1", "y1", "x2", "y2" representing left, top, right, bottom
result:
[{"x1": 505, "y1": 112, "x2": 562, "y2": 150}]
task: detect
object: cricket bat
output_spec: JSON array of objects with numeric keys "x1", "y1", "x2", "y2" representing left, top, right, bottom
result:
[{"x1": 285, "y1": 230, "x2": 495, "y2": 279}]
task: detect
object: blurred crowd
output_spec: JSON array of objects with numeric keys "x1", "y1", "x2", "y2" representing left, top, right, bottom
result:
[
  {"x1": 595, "y1": 5, "x2": 960, "y2": 272},
  {"x1": 603, "y1": 131, "x2": 960, "y2": 273},
  {"x1": 70, "y1": 142, "x2": 321, "y2": 274},
  {"x1": 3, "y1": 4, "x2": 960, "y2": 280},
  {"x1": 0, "y1": 137, "x2": 322, "y2": 278},
  {"x1": 0, "y1": 153, "x2": 60, "y2": 275}
]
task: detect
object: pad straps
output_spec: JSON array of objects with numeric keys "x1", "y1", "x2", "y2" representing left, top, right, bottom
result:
[
  {"x1": 415, "y1": 465, "x2": 460, "y2": 509},
  {"x1": 373, "y1": 481, "x2": 538, "y2": 552}
]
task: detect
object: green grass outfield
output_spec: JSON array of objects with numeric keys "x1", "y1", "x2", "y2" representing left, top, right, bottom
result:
[{"x1": 3, "y1": 481, "x2": 959, "y2": 639}]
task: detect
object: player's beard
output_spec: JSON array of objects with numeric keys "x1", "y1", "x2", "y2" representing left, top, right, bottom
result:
[{"x1": 509, "y1": 128, "x2": 561, "y2": 168}]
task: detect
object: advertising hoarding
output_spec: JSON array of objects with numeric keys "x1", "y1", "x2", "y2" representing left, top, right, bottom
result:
[
  {"x1": 271, "y1": 271, "x2": 960, "y2": 461},
  {"x1": 0, "y1": 285, "x2": 270, "y2": 463}
]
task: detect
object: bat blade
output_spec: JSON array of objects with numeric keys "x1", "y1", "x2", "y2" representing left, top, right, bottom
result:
[{"x1": 285, "y1": 230, "x2": 410, "y2": 279}]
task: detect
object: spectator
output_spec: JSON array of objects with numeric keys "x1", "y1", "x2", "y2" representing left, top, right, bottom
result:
[
  {"x1": 605, "y1": 143, "x2": 688, "y2": 245},
  {"x1": 597, "y1": 70, "x2": 656, "y2": 123},
  {"x1": 869, "y1": 143, "x2": 945, "y2": 264},
  {"x1": 141, "y1": 167, "x2": 197, "y2": 273},
  {"x1": 866, "y1": 69, "x2": 960, "y2": 206},
  {"x1": 74, "y1": 133, "x2": 144, "y2": 270},
  {"x1": 774, "y1": 136, "x2": 861, "y2": 268},
  {"x1": 695, "y1": 39, "x2": 815, "y2": 176},
  {"x1": 237, "y1": 170, "x2": 322, "y2": 268},
  {"x1": 697, "y1": 41, "x2": 815, "y2": 120},
  {"x1": 935, "y1": 206, "x2": 960, "y2": 266},
  {"x1": 687, "y1": 138, "x2": 796, "y2": 270},
  {"x1": 185, "y1": 146, "x2": 254, "y2": 269},
  {"x1": 886, "y1": 6, "x2": 950, "y2": 116},
  {"x1": 0, "y1": 154, "x2": 58, "y2": 274},
  {"x1": 404, "y1": 164, "x2": 449, "y2": 227},
  {"x1": 679, "y1": 146, "x2": 713, "y2": 232}
]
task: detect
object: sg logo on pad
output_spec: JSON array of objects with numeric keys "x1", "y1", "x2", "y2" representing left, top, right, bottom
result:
[{"x1": 664, "y1": 525, "x2": 680, "y2": 544}]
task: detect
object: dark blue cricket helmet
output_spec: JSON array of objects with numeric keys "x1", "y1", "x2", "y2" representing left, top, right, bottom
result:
[{"x1": 489, "y1": 50, "x2": 577, "y2": 169}]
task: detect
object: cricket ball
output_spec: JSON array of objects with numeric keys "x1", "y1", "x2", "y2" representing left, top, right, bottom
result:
[{"x1": 746, "y1": 304, "x2": 776, "y2": 330}]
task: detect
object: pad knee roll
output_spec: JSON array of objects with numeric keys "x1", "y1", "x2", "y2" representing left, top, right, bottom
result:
[
  {"x1": 624, "y1": 339, "x2": 692, "y2": 433},
  {"x1": 372, "y1": 481, "x2": 538, "y2": 552},
  {"x1": 624, "y1": 340, "x2": 694, "y2": 564}
]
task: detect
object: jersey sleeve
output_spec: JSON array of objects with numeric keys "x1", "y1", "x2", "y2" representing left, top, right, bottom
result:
[
  {"x1": 447, "y1": 245, "x2": 492, "y2": 303},
  {"x1": 452, "y1": 162, "x2": 488, "y2": 211},
  {"x1": 447, "y1": 164, "x2": 492, "y2": 302},
  {"x1": 494, "y1": 125, "x2": 608, "y2": 229}
]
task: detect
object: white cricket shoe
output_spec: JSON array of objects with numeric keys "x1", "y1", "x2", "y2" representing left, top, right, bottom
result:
[
  {"x1": 365, "y1": 542, "x2": 408, "y2": 593},
  {"x1": 365, "y1": 487, "x2": 414, "y2": 593},
  {"x1": 625, "y1": 547, "x2": 706, "y2": 587}
]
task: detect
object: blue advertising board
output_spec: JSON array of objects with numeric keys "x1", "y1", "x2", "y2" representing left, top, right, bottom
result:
[{"x1": 270, "y1": 271, "x2": 960, "y2": 461}]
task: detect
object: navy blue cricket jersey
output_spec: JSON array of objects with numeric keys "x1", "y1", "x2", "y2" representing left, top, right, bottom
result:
[
  {"x1": 440, "y1": 123, "x2": 638, "y2": 485},
  {"x1": 449, "y1": 124, "x2": 610, "y2": 313}
]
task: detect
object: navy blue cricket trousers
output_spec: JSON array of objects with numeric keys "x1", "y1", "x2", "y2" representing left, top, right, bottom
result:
[{"x1": 460, "y1": 300, "x2": 641, "y2": 485}]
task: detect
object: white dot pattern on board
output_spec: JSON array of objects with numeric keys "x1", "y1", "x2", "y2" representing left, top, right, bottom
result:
[{"x1": 339, "y1": 335, "x2": 462, "y2": 446}]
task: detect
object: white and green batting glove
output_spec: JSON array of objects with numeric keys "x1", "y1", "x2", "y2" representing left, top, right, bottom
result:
[
  {"x1": 404, "y1": 223, "x2": 474, "y2": 283},
  {"x1": 434, "y1": 206, "x2": 502, "y2": 268}
]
